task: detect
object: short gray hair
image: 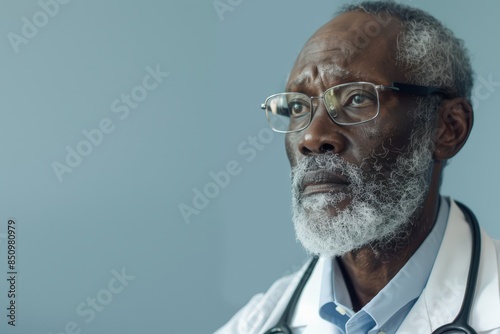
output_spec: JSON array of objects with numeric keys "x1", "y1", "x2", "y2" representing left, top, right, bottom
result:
[{"x1": 338, "y1": 1, "x2": 473, "y2": 101}]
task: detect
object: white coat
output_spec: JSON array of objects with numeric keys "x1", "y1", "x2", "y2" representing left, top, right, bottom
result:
[{"x1": 215, "y1": 200, "x2": 500, "y2": 333}]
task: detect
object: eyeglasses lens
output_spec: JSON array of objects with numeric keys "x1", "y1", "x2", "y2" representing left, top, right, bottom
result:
[{"x1": 264, "y1": 83, "x2": 380, "y2": 132}]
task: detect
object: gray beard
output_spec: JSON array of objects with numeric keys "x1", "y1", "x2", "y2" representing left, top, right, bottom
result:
[{"x1": 291, "y1": 129, "x2": 434, "y2": 257}]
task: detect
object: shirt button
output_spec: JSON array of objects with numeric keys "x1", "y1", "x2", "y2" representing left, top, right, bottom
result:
[{"x1": 335, "y1": 305, "x2": 347, "y2": 316}]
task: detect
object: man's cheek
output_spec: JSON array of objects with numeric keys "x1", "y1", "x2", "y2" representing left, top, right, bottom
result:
[
  {"x1": 285, "y1": 135, "x2": 298, "y2": 167},
  {"x1": 359, "y1": 134, "x2": 406, "y2": 169}
]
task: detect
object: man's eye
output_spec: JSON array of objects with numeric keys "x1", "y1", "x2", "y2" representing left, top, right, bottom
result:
[
  {"x1": 347, "y1": 93, "x2": 375, "y2": 107},
  {"x1": 288, "y1": 100, "x2": 309, "y2": 116},
  {"x1": 342, "y1": 91, "x2": 377, "y2": 108},
  {"x1": 352, "y1": 95, "x2": 368, "y2": 105}
]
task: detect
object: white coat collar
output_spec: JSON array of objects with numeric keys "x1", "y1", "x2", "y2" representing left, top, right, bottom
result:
[
  {"x1": 397, "y1": 199, "x2": 500, "y2": 333},
  {"x1": 258, "y1": 257, "x2": 339, "y2": 333}
]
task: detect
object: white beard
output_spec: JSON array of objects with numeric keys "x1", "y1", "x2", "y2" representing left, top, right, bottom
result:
[{"x1": 291, "y1": 130, "x2": 434, "y2": 257}]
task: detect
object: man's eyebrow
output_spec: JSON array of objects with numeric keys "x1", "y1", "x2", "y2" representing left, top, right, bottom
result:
[
  {"x1": 286, "y1": 77, "x2": 307, "y2": 90},
  {"x1": 286, "y1": 67, "x2": 353, "y2": 91}
]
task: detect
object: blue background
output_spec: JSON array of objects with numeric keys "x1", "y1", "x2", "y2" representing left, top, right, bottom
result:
[{"x1": 0, "y1": 1, "x2": 498, "y2": 333}]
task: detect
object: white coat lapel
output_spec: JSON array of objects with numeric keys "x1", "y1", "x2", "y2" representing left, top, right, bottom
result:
[
  {"x1": 258, "y1": 259, "x2": 315, "y2": 334},
  {"x1": 397, "y1": 200, "x2": 500, "y2": 333},
  {"x1": 259, "y1": 257, "x2": 340, "y2": 334}
]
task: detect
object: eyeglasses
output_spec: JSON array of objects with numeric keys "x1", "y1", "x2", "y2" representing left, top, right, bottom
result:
[{"x1": 260, "y1": 81, "x2": 450, "y2": 133}]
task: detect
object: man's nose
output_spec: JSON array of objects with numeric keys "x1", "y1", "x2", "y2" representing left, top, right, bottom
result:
[{"x1": 297, "y1": 102, "x2": 347, "y2": 156}]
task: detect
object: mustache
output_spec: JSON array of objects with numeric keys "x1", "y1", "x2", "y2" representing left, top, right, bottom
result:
[
  {"x1": 291, "y1": 154, "x2": 364, "y2": 190},
  {"x1": 293, "y1": 154, "x2": 351, "y2": 173}
]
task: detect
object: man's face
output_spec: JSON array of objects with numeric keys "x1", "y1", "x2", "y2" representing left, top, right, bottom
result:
[{"x1": 286, "y1": 11, "x2": 436, "y2": 256}]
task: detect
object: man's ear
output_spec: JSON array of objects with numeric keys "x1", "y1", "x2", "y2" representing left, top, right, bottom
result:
[{"x1": 433, "y1": 97, "x2": 473, "y2": 161}]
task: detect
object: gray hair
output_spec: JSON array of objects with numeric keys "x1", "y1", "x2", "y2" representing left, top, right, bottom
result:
[{"x1": 338, "y1": 1, "x2": 473, "y2": 101}]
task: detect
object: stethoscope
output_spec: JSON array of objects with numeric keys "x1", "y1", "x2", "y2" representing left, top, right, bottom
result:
[{"x1": 264, "y1": 201, "x2": 481, "y2": 334}]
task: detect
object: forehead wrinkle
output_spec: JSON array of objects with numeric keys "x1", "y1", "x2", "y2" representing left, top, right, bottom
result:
[
  {"x1": 291, "y1": 45, "x2": 360, "y2": 91},
  {"x1": 301, "y1": 36, "x2": 353, "y2": 60},
  {"x1": 319, "y1": 63, "x2": 350, "y2": 81},
  {"x1": 288, "y1": 62, "x2": 350, "y2": 91}
]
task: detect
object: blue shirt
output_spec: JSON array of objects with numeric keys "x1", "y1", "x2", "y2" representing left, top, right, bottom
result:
[{"x1": 318, "y1": 197, "x2": 450, "y2": 334}]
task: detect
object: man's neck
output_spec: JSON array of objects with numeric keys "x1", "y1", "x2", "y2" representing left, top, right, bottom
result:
[{"x1": 337, "y1": 192, "x2": 441, "y2": 311}]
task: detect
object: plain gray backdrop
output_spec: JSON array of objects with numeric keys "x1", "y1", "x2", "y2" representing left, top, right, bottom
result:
[{"x1": 0, "y1": 0, "x2": 498, "y2": 333}]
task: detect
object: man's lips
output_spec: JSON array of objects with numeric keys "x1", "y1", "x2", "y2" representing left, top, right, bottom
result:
[{"x1": 300, "y1": 170, "x2": 349, "y2": 196}]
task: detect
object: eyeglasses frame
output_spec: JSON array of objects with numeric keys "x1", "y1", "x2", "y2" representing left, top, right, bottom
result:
[{"x1": 260, "y1": 81, "x2": 451, "y2": 133}]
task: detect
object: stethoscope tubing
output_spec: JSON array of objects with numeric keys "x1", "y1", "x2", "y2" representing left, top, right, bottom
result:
[
  {"x1": 431, "y1": 201, "x2": 480, "y2": 334},
  {"x1": 263, "y1": 256, "x2": 319, "y2": 334}
]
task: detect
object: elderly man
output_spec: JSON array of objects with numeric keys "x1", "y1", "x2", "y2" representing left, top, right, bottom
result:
[{"x1": 216, "y1": 1, "x2": 500, "y2": 333}]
